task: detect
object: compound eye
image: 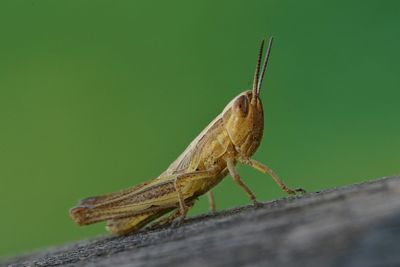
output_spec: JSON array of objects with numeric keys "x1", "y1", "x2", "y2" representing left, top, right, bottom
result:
[{"x1": 233, "y1": 95, "x2": 248, "y2": 116}]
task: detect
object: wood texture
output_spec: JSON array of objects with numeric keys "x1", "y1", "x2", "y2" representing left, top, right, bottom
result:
[{"x1": 3, "y1": 176, "x2": 400, "y2": 267}]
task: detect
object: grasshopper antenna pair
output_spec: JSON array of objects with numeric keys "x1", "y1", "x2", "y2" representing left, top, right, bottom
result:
[{"x1": 253, "y1": 37, "x2": 273, "y2": 98}]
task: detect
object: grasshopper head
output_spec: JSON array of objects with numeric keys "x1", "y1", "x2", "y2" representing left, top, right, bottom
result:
[{"x1": 223, "y1": 37, "x2": 273, "y2": 156}]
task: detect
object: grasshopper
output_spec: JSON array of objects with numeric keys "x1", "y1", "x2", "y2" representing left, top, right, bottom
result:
[{"x1": 70, "y1": 37, "x2": 305, "y2": 235}]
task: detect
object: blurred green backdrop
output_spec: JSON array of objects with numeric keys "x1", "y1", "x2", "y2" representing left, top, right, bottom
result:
[{"x1": 1, "y1": 0, "x2": 399, "y2": 259}]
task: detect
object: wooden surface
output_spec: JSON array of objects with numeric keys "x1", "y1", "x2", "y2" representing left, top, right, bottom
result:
[{"x1": 3, "y1": 176, "x2": 400, "y2": 267}]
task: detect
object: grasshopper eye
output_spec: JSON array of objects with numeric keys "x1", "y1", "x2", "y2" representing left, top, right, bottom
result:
[{"x1": 233, "y1": 95, "x2": 248, "y2": 116}]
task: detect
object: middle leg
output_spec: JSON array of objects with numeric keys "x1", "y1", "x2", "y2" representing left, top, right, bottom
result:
[{"x1": 207, "y1": 190, "x2": 216, "y2": 214}]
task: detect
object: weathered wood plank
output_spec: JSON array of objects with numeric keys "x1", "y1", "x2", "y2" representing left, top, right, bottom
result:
[{"x1": 3, "y1": 176, "x2": 400, "y2": 267}]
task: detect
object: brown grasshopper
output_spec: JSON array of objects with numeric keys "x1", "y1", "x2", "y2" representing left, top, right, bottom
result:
[{"x1": 70, "y1": 37, "x2": 305, "y2": 235}]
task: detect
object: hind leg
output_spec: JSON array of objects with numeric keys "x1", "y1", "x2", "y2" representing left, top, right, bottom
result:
[
  {"x1": 149, "y1": 201, "x2": 195, "y2": 229},
  {"x1": 173, "y1": 168, "x2": 219, "y2": 225},
  {"x1": 106, "y1": 208, "x2": 174, "y2": 235}
]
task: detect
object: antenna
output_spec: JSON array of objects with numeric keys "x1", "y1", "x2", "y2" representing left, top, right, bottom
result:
[
  {"x1": 256, "y1": 36, "x2": 274, "y2": 96},
  {"x1": 252, "y1": 39, "x2": 265, "y2": 98}
]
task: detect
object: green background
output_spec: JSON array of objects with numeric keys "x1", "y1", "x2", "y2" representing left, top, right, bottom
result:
[{"x1": 1, "y1": 0, "x2": 399, "y2": 259}]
